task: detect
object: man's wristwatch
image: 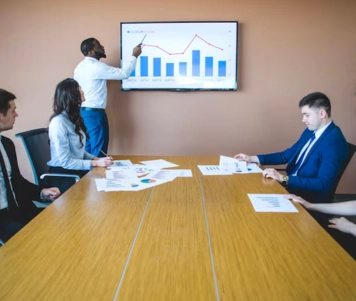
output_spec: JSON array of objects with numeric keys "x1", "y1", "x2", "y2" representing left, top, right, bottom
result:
[{"x1": 282, "y1": 175, "x2": 289, "y2": 185}]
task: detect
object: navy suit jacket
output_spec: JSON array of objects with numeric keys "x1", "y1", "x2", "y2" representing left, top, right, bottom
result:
[
  {"x1": 1, "y1": 135, "x2": 42, "y2": 210},
  {"x1": 257, "y1": 122, "x2": 348, "y2": 203}
]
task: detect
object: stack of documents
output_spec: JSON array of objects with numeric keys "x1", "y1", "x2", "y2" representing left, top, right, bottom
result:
[
  {"x1": 95, "y1": 159, "x2": 192, "y2": 192},
  {"x1": 198, "y1": 155, "x2": 263, "y2": 176}
]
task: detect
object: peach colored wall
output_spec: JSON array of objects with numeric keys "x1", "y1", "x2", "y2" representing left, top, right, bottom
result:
[{"x1": 1, "y1": 0, "x2": 355, "y2": 192}]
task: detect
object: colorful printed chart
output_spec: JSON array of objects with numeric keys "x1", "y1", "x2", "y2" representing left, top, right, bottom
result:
[{"x1": 141, "y1": 179, "x2": 156, "y2": 184}]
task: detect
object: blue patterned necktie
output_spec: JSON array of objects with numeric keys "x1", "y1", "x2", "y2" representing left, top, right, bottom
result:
[{"x1": 291, "y1": 133, "x2": 316, "y2": 174}]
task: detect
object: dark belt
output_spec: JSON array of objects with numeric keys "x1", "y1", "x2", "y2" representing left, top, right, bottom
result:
[{"x1": 81, "y1": 107, "x2": 105, "y2": 112}]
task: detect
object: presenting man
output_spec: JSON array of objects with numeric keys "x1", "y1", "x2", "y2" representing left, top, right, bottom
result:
[
  {"x1": 235, "y1": 92, "x2": 348, "y2": 203},
  {"x1": 74, "y1": 38, "x2": 142, "y2": 157},
  {"x1": 0, "y1": 88, "x2": 60, "y2": 243}
]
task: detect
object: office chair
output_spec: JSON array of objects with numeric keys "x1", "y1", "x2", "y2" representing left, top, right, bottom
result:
[
  {"x1": 329, "y1": 142, "x2": 356, "y2": 200},
  {"x1": 15, "y1": 128, "x2": 80, "y2": 188}
]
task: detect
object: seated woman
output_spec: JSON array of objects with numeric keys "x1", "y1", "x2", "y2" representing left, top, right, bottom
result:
[
  {"x1": 47, "y1": 78, "x2": 113, "y2": 193},
  {"x1": 286, "y1": 194, "x2": 356, "y2": 259},
  {"x1": 286, "y1": 194, "x2": 356, "y2": 237}
]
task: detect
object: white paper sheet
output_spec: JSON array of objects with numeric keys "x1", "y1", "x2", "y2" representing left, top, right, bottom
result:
[
  {"x1": 175, "y1": 169, "x2": 193, "y2": 177},
  {"x1": 219, "y1": 155, "x2": 262, "y2": 173},
  {"x1": 233, "y1": 161, "x2": 249, "y2": 173},
  {"x1": 219, "y1": 155, "x2": 249, "y2": 173},
  {"x1": 140, "y1": 159, "x2": 179, "y2": 169},
  {"x1": 105, "y1": 166, "x2": 137, "y2": 181},
  {"x1": 198, "y1": 165, "x2": 232, "y2": 176},
  {"x1": 108, "y1": 160, "x2": 133, "y2": 167},
  {"x1": 122, "y1": 177, "x2": 169, "y2": 191},
  {"x1": 95, "y1": 178, "x2": 107, "y2": 191},
  {"x1": 133, "y1": 164, "x2": 160, "y2": 177},
  {"x1": 218, "y1": 155, "x2": 237, "y2": 173},
  {"x1": 246, "y1": 163, "x2": 263, "y2": 173},
  {"x1": 248, "y1": 194, "x2": 298, "y2": 212},
  {"x1": 150, "y1": 169, "x2": 182, "y2": 181},
  {"x1": 105, "y1": 179, "x2": 132, "y2": 191}
]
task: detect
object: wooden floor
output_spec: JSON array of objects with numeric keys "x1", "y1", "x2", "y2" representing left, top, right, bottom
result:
[{"x1": 0, "y1": 156, "x2": 355, "y2": 301}]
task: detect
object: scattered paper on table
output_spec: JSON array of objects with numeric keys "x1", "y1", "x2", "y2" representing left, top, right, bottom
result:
[
  {"x1": 246, "y1": 163, "x2": 263, "y2": 173},
  {"x1": 95, "y1": 178, "x2": 107, "y2": 191},
  {"x1": 132, "y1": 164, "x2": 159, "y2": 176},
  {"x1": 108, "y1": 160, "x2": 133, "y2": 167},
  {"x1": 219, "y1": 155, "x2": 262, "y2": 174},
  {"x1": 233, "y1": 160, "x2": 249, "y2": 173},
  {"x1": 219, "y1": 155, "x2": 248, "y2": 173},
  {"x1": 175, "y1": 169, "x2": 193, "y2": 177},
  {"x1": 140, "y1": 159, "x2": 179, "y2": 169},
  {"x1": 198, "y1": 165, "x2": 232, "y2": 176},
  {"x1": 150, "y1": 169, "x2": 182, "y2": 181},
  {"x1": 105, "y1": 179, "x2": 132, "y2": 191},
  {"x1": 105, "y1": 166, "x2": 137, "y2": 180},
  {"x1": 123, "y1": 177, "x2": 169, "y2": 191},
  {"x1": 248, "y1": 194, "x2": 298, "y2": 212}
]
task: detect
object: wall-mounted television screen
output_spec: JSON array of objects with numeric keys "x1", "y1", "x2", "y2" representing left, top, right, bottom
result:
[{"x1": 120, "y1": 21, "x2": 238, "y2": 91}]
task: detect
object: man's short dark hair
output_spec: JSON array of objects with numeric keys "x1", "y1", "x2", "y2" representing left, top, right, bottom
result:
[
  {"x1": 80, "y1": 38, "x2": 96, "y2": 56},
  {"x1": 0, "y1": 88, "x2": 16, "y2": 116},
  {"x1": 299, "y1": 92, "x2": 331, "y2": 117}
]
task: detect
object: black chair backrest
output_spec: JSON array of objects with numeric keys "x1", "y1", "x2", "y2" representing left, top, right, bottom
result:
[
  {"x1": 328, "y1": 142, "x2": 356, "y2": 201},
  {"x1": 15, "y1": 128, "x2": 50, "y2": 185}
]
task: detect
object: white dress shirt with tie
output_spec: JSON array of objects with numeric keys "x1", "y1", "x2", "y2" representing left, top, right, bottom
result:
[
  {"x1": 0, "y1": 136, "x2": 16, "y2": 209},
  {"x1": 293, "y1": 121, "x2": 332, "y2": 175}
]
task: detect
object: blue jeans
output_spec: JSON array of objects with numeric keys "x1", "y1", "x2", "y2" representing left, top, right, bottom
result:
[{"x1": 80, "y1": 109, "x2": 109, "y2": 157}]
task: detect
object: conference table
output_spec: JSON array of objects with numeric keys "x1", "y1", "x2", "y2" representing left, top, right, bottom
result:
[{"x1": 0, "y1": 156, "x2": 355, "y2": 300}]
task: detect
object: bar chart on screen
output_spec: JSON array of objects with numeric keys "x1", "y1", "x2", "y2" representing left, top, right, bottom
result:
[{"x1": 120, "y1": 21, "x2": 238, "y2": 90}]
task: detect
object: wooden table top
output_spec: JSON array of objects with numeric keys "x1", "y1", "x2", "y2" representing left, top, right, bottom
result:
[{"x1": 0, "y1": 156, "x2": 355, "y2": 301}]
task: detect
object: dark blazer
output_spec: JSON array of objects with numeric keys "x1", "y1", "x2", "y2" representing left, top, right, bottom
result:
[
  {"x1": 257, "y1": 122, "x2": 348, "y2": 203},
  {"x1": 1, "y1": 135, "x2": 42, "y2": 209}
]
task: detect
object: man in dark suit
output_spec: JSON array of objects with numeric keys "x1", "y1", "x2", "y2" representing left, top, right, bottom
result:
[
  {"x1": 0, "y1": 88, "x2": 60, "y2": 243},
  {"x1": 235, "y1": 92, "x2": 348, "y2": 204}
]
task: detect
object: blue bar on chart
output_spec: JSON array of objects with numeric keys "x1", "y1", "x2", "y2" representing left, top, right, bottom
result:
[
  {"x1": 130, "y1": 69, "x2": 135, "y2": 77},
  {"x1": 179, "y1": 62, "x2": 187, "y2": 76},
  {"x1": 192, "y1": 50, "x2": 200, "y2": 76},
  {"x1": 205, "y1": 57, "x2": 213, "y2": 76},
  {"x1": 153, "y1": 58, "x2": 161, "y2": 77},
  {"x1": 166, "y1": 63, "x2": 174, "y2": 76},
  {"x1": 140, "y1": 56, "x2": 148, "y2": 77},
  {"x1": 218, "y1": 61, "x2": 226, "y2": 77}
]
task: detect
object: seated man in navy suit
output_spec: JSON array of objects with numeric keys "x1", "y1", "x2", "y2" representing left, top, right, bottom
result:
[
  {"x1": 0, "y1": 88, "x2": 60, "y2": 243},
  {"x1": 235, "y1": 92, "x2": 348, "y2": 204}
]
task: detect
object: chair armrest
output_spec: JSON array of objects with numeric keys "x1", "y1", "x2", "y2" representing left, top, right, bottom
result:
[{"x1": 40, "y1": 173, "x2": 80, "y2": 182}]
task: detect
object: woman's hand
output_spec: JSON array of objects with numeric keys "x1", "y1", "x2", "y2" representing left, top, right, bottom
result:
[
  {"x1": 328, "y1": 217, "x2": 356, "y2": 236},
  {"x1": 92, "y1": 157, "x2": 113, "y2": 167},
  {"x1": 284, "y1": 194, "x2": 314, "y2": 210}
]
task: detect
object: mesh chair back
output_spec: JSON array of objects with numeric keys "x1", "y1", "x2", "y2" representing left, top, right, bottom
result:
[
  {"x1": 328, "y1": 142, "x2": 356, "y2": 201},
  {"x1": 15, "y1": 128, "x2": 50, "y2": 185}
]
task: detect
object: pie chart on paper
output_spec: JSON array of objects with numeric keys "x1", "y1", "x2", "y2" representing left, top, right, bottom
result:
[{"x1": 141, "y1": 179, "x2": 156, "y2": 184}]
